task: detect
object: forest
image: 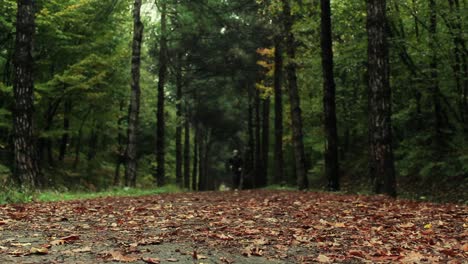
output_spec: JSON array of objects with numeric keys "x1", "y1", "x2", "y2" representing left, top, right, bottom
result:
[
  {"x1": 0, "y1": 0, "x2": 467, "y2": 263},
  {"x1": 0, "y1": 0, "x2": 467, "y2": 201}
]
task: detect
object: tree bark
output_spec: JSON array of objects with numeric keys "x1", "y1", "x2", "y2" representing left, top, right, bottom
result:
[
  {"x1": 192, "y1": 124, "x2": 198, "y2": 191},
  {"x1": 124, "y1": 0, "x2": 144, "y2": 187},
  {"x1": 320, "y1": 0, "x2": 340, "y2": 191},
  {"x1": 13, "y1": 0, "x2": 41, "y2": 189},
  {"x1": 366, "y1": 0, "x2": 396, "y2": 197},
  {"x1": 273, "y1": 35, "x2": 284, "y2": 186},
  {"x1": 183, "y1": 107, "x2": 190, "y2": 189},
  {"x1": 155, "y1": 0, "x2": 168, "y2": 187},
  {"x1": 114, "y1": 100, "x2": 126, "y2": 186},
  {"x1": 260, "y1": 97, "x2": 270, "y2": 187},
  {"x1": 254, "y1": 88, "x2": 261, "y2": 187},
  {"x1": 283, "y1": 0, "x2": 308, "y2": 190},
  {"x1": 175, "y1": 52, "x2": 183, "y2": 187}
]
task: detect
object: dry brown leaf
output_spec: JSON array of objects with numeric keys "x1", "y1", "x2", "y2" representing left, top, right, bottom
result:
[
  {"x1": 29, "y1": 247, "x2": 48, "y2": 255},
  {"x1": 166, "y1": 258, "x2": 178, "y2": 262},
  {"x1": 317, "y1": 254, "x2": 332, "y2": 263},
  {"x1": 142, "y1": 257, "x2": 160, "y2": 264}
]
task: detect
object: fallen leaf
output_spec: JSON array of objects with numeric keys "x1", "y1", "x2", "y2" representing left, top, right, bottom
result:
[
  {"x1": 166, "y1": 258, "x2": 178, "y2": 262},
  {"x1": 399, "y1": 222, "x2": 415, "y2": 228},
  {"x1": 220, "y1": 256, "x2": 234, "y2": 263},
  {"x1": 317, "y1": 254, "x2": 332, "y2": 263},
  {"x1": 462, "y1": 243, "x2": 468, "y2": 252},
  {"x1": 103, "y1": 250, "x2": 138, "y2": 262},
  {"x1": 334, "y1": 222, "x2": 346, "y2": 228},
  {"x1": 142, "y1": 257, "x2": 160, "y2": 264},
  {"x1": 424, "y1": 223, "x2": 432, "y2": 229},
  {"x1": 29, "y1": 247, "x2": 48, "y2": 255}
]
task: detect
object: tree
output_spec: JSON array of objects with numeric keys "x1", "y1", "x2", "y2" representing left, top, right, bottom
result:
[
  {"x1": 155, "y1": 0, "x2": 168, "y2": 187},
  {"x1": 12, "y1": 0, "x2": 42, "y2": 189},
  {"x1": 320, "y1": 0, "x2": 339, "y2": 191},
  {"x1": 124, "y1": 0, "x2": 144, "y2": 187},
  {"x1": 366, "y1": 0, "x2": 396, "y2": 196},
  {"x1": 273, "y1": 35, "x2": 284, "y2": 185},
  {"x1": 283, "y1": 0, "x2": 308, "y2": 190}
]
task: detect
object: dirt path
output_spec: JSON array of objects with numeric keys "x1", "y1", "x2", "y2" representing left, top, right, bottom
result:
[{"x1": 0, "y1": 190, "x2": 466, "y2": 263}]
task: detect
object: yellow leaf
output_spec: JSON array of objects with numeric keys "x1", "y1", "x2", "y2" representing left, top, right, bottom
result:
[
  {"x1": 424, "y1": 223, "x2": 432, "y2": 229},
  {"x1": 30, "y1": 247, "x2": 48, "y2": 255}
]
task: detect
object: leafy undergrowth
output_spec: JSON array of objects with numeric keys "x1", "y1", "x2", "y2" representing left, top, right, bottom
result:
[{"x1": 0, "y1": 190, "x2": 466, "y2": 263}]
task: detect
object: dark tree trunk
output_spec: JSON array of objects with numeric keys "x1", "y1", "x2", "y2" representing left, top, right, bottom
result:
[
  {"x1": 175, "y1": 53, "x2": 183, "y2": 187},
  {"x1": 59, "y1": 99, "x2": 72, "y2": 161},
  {"x1": 155, "y1": 0, "x2": 168, "y2": 187},
  {"x1": 192, "y1": 124, "x2": 198, "y2": 191},
  {"x1": 183, "y1": 109, "x2": 190, "y2": 189},
  {"x1": 245, "y1": 89, "x2": 255, "y2": 189},
  {"x1": 124, "y1": 0, "x2": 144, "y2": 187},
  {"x1": 114, "y1": 100, "x2": 126, "y2": 186},
  {"x1": 273, "y1": 36, "x2": 284, "y2": 186},
  {"x1": 260, "y1": 97, "x2": 270, "y2": 187},
  {"x1": 429, "y1": 0, "x2": 443, "y2": 148},
  {"x1": 198, "y1": 128, "x2": 204, "y2": 191},
  {"x1": 283, "y1": 0, "x2": 308, "y2": 190},
  {"x1": 320, "y1": 0, "x2": 340, "y2": 191},
  {"x1": 254, "y1": 88, "x2": 261, "y2": 187},
  {"x1": 13, "y1": 0, "x2": 41, "y2": 189},
  {"x1": 366, "y1": 0, "x2": 396, "y2": 197}
]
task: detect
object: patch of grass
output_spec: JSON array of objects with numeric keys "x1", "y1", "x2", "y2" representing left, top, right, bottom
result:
[
  {"x1": 0, "y1": 184, "x2": 183, "y2": 204},
  {"x1": 262, "y1": 185, "x2": 298, "y2": 191}
]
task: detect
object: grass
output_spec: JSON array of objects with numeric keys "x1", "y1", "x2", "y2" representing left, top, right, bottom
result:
[{"x1": 0, "y1": 184, "x2": 183, "y2": 204}]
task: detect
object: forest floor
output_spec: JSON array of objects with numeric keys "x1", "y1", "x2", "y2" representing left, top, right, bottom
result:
[{"x1": 0, "y1": 190, "x2": 466, "y2": 263}]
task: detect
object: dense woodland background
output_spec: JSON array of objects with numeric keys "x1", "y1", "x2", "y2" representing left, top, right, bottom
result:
[{"x1": 0, "y1": 0, "x2": 467, "y2": 202}]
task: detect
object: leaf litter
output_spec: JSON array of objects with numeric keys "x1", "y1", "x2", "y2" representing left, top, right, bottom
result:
[{"x1": 0, "y1": 190, "x2": 466, "y2": 263}]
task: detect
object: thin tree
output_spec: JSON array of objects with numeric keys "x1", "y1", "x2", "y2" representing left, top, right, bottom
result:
[
  {"x1": 124, "y1": 0, "x2": 144, "y2": 187},
  {"x1": 273, "y1": 35, "x2": 284, "y2": 185},
  {"x1": 175, "y1": 52, "x2": 183, "y2": 187},
  {"x1": 12, "y1": 0, "x2": 42, "y2": 189},
  {"x1": 155, "y1": 0, "x2": 168, "y2": 186},
  {"x1": 283, "y1": 0, "x2": 308, "y2": 190},
  {"x1": 366, "y1": 0, "x2": 396, "y2": 196},
  {"x1": 183, "y1": 106, "x2": 190, "y2": 189},
  {"x1": 320, "y1": 0, "x2": 339, "y2": 191}
]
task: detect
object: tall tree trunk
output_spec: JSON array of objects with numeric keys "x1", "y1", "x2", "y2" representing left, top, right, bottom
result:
[
  {"x1": 366, "y1": 0, "x2": 396, "y2": 197},
  {"x1": 114, "y1": 100, "x2": 126, "y2": 186},
  {"x1": 260, "y1": 97, "x2": 270, "y2": 187},
  {"x1": 245, "y1": 88, "x2": 255, "y2": 189},
  {"x1": 183, "y1": 108, "x2": 190, "y2": 189},
  {"x1": 155, "y1": 0, "x2": 168, "y2": 187},
  {"x1": 175, "y1": 53, "x2": 183, "y2": 187},
  {"x1": 124, "y1": 0, "x2": 144, "y2": 187},
  {"x1": 59, "y1": 99, "x2": 72, "y2": 161},
  {"x1": 273, "y1": 35, "x2": 284, "y2": 186},
  {"x1": 429, "y1": 0, "x2": 443, "y2": 148},
  {"x1": 197, "y1": 128, "x2": 204, "y2": 191},
  {"x1": 283, "y1": 0, "x2": 308, "y2": 190},
  {"x1": 13, "y1": 0, "x2": 41, "y2": 189},
  {"x1": 320, "y1": 0, "x2": 340, "y2": 191},
  {"x1": 254, "y1": 88, "x2": 261, "y2": 187},
  {"x1": 192, "y1": 124, "x2": 198, "y2": 191}
]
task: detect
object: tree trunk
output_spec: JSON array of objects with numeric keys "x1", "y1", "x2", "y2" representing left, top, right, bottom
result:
[
  {"x1": 366, "y1": 0, "x2": 396, "y2": 197},
  {"x1": 320, "y1": 0, "x2": 340, "y2": 191},
  {"x1": 183, "y1": 108, "x2": 190, "y2": 189},
  {"x1": 260, "y1": 97, "x2": 270, "y2": 187},
  {"x1": 273, "y1": 35, "x2": 284, "y2": 186},
  {"x1": 198, "y1": 128, "x2": 204, "y2": 191},
  {"x1": 59, "y1": 99, "x2": 72, "y2": 161},
  {"x1": 254, "y1": 88, "x2": 261, "y2": 187},
  {"x1": 114, "y1": 100, "x2": 126, "y2": 186},
  {"x1": 124, "y1": 0, "x2": 144, "y2": 187},
  {"x1": 12, "y1": 0, "x2": 41, "y2": 189},
  {"x1": 192, "y1": 124, "x2": 198, "y2": 191},
  {"x1": 175, "y1": 52, "x2": 183, "y2": 187},
  {"x1": 283, "y1": 0, "x2": 308, "y2": 190},
  {"x1": 155, "y1": 0, "x2": 168, "y2": 187}
]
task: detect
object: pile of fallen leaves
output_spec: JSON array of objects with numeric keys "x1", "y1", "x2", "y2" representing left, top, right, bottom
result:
[{"x1": 0, "y1": 190, "x2": 466, "y2": 263}]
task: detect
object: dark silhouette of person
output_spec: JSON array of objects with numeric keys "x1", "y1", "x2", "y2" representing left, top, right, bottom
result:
[{"x1": 228, "y1": 149, "x2": 243, "y2": 190}]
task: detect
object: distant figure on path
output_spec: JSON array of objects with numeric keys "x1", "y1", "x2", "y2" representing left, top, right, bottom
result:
[{"x1": 228, "y1": 149, "x2": 243, "y2": 190}]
